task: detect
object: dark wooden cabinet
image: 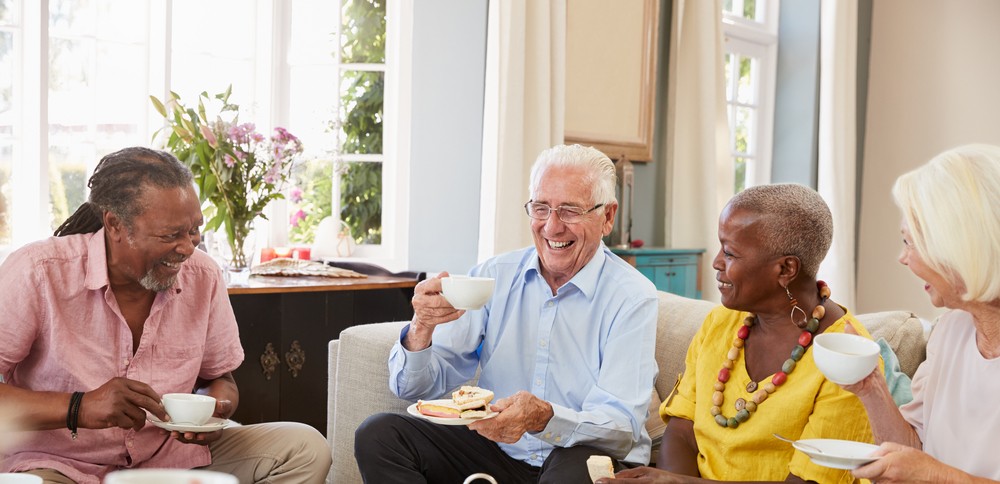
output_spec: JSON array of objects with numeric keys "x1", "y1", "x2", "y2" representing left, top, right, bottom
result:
[{"x1": 227, "y1": 276, "x2": 417, "y2": 433}]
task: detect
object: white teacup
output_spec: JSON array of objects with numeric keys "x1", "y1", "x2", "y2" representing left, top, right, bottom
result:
[
  {"x1": 463, "y1": 473, "x2": 498, "y2": 484},
  {"x1": 812, "y1": 333, "x2": 880, "y2": 385},
  {"x1": 441, "y1": 276, "x2": 496, "y2": 310},
  {"x1": 104, "y1": 469, "x2": 237, "y2": 484},
  {"x1": 0, "y1": 474, "x2": 43, "y2": 484},
  {"x1": 162, "y1": 393, "x2": 216, "y2": 425}
]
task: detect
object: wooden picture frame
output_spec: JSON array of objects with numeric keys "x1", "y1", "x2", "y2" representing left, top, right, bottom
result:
[{"x1": 564, "y1": 0, "x2": 660, "y2": 162}]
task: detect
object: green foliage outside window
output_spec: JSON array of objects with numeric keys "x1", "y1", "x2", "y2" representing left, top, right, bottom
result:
[
  {"x1": 288, "y1": 0, "x2": 384, "y2": 246},
  {"x1": 288, "y1": 159, "x2": 333, "y2": 243},
  {"x1": 338, "y1": 0, "x2": 384, "y2": 245},
  {"x1": 48, "y1": 163, "x2": 86, "y2": 232}
]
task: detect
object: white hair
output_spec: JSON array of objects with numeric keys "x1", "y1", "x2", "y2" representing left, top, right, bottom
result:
[
  {"x1": 528, "y1": 144, "x2": 617, "y2": 206},
  {"x1": 893, "y1": 144, "x2": 1000, "y2": 302}
]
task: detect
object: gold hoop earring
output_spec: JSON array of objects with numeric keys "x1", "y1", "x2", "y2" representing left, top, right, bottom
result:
[{"x1": 785, "y1": 286, "x2": 807, "y2": 328}]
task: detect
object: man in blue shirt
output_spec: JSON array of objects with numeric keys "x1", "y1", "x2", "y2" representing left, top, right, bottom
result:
[{"x1": 355, "y1": 144, "x2": 658, "y2": 482}]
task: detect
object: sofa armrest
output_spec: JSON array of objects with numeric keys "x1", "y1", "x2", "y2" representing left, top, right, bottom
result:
[{"x1": 328, "y1": 321, "x2": 411, "y2": 484}]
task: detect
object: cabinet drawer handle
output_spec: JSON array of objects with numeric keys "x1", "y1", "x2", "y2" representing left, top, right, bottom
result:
[
  {"x1": 260, "y1": 342, "x2": 281, "y2": 380},
  {"x1": 285, "y1": 340, "x2": 306, "y2": 378}
]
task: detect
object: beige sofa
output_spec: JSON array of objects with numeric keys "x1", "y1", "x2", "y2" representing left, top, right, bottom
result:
[{"x1": 326, "y1": 291, "x2": 928, "y2": 483}]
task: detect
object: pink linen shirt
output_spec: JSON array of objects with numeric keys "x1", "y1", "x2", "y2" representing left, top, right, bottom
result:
[{"x1": 0, "y1": 230, "x2": 244, "y2": 484}]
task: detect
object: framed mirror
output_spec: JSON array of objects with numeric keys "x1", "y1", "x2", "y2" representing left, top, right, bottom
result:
[{"x1": 564, "y1": 0, "x2": 660, "y2": 162}]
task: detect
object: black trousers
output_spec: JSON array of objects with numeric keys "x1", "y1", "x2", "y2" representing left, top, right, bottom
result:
[{"x1": 354, "y1": 412, "x2": 624, "y2": 483}]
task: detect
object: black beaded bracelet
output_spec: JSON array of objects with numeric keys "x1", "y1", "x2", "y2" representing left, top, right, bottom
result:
[{"x1": 67, "y1": 391, "x2": 84, "y2": 440}]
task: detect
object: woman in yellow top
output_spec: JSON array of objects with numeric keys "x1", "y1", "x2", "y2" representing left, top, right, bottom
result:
[{"x1": 604, "y1": 184, "x2": 878, "y2": 483}]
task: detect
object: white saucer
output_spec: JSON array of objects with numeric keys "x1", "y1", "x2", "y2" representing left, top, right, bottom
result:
[
  {"x1": 406, "y1": 401, "x2": 497, "y2": 426},
  {"x1": 105, "y1": 469, "x2": 237, "y2": 484},
  {"x1": 793, "y1": 438, "x2": 881, "y2": 470},
  {"x1": 147, "y1": 415, "x2": 229, "y2": 433}
]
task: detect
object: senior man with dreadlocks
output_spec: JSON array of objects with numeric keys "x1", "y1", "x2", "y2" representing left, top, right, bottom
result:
[{"x1": 0, "y1": 147, "x2": 330, "y2": 483}]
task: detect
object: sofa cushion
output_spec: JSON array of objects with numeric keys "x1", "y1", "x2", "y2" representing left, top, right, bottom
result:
[
  {"x1": 654, "y1": 292, "x2": 715, "y2": 400},
  {"x1": 855, "y1": 310, "x2": 927, "y2": 378}
]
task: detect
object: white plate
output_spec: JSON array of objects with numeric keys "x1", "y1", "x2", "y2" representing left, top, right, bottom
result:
[
  {"x1": 406, "y1": 401, "x2": 498, "y2": 426},
  {"x1": 147, "y1": 415, "x2": 230, "y2": 433},
  {"x1": 793, "y1": 439, "x2": 881, "y2": 470}
]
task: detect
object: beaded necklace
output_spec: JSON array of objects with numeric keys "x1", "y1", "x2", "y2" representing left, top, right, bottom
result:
[{"x1": 712, "y1": 280, "x2": 831, "y2": 428}]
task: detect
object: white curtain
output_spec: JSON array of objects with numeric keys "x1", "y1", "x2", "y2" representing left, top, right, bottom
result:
[
  {"x1": 816, "y1": 0, "x2": 858, "y2": 311},
  {"x1": 663, "y1": 0, "x2": 730, "y2": 302},
  {"x1": 478, "y1": 0, "x2": 566, "y2": 261}
]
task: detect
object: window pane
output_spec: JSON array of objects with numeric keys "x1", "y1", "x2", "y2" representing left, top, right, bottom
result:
[
  {"x1": 735, "y1": 106, "x2": 754, "y2": 155},
  {"x1": 734, "y1": 156, "x2": 747, "y2": 194},
  {"x1": 724, "y1": 53, "x2": 733, "y2": 102},
  {"x1": 0, "y1": 0, "x2": 15, "y2": 24},
  {"x1": 48, "y1": 146, "x2": 90, "y2": 230},
  {"x1": 48, "y1": 1, "x2": 150, "y2": 231},
  {"x1": 171, "y1": 0, "x2": 255, "y2": 106},
  {"x1": 724, "y1": 0, "x2": 734, "y2": 14},
  {"x1": 95, "y1": 41, "x2": 145, "y2": 145},
  {"x1": 339, "y1": 70, "x2": 383, "y2": 155},
  {"x1": 50, "y1": 0, "x2": 96, "y2": 35},
  {"x1": 290, "y1": 1, "x2": 339, "y2": 156},
  {"x1": 737, "y1": 56, "x2": 755, "y2": 104},
  {"x1": 0, "y1": 142, "x2": 10, "y2": 245},
  {"x1": 0, "y1": 30, "x2": 12, "y2": 130},
  {"x1": 341, "y1": 0, "x2": 385, "y2": 64},
  {"x1": 288, "y1": 158, "x2": 333, "y2": 244},
  {"x1": 339, "y1": 161, "x2": 381, "y2": 244},
  {"x1": 743, "y1": 0, "x2": 757, "y2": 20}
]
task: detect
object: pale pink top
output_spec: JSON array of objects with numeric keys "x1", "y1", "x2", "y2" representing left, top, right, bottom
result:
[
  {"x1": 0, "y1": 230, "x2": 244, "y2": 484},
  {"x1": 899, "y1": 309, "x2": 1000, "y2": 480}
]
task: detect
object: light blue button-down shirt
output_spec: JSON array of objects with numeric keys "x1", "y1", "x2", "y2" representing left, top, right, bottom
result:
[{"x1": 389, "y1": 244, "x2": 659, "y2": 465}]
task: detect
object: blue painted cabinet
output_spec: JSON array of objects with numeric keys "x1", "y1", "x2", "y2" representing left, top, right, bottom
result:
[{"x1": 611, "y1": 248, "x2": 705, "y2": 299}]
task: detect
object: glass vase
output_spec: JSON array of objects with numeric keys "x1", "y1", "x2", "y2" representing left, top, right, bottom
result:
[{"x1": 209, "y1": 228, "x2": 257, "y2": 286}]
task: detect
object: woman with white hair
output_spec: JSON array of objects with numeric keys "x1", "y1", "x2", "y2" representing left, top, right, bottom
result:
[{"x1": 842, "y1": 144, "x2": 1000, "y2": 483}]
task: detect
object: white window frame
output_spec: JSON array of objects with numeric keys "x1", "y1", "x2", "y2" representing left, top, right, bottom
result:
[
  {"x1": 1, "y1": 0, "x2": 412, "y2": 272},
  {"x1": 722, "y1": 0, "x2": 779, "y2": 190}
]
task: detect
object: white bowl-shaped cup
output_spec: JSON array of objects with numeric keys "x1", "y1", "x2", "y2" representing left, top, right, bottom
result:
[
  {"x1": 441, "y1": 276, "x2": 496, "y2": 310},
  {"x1": 812, "y1": 333, "x2": 880, "y2": 385},
  {"x1": 104, "y1": 469, "x2": 237, "y2": 484},
  {"x1": 0, "y1": 474, "x2": 43, "y2": 484},
  {"x1": 162, "y1": 393, "x2": 216, "y2": 425}
]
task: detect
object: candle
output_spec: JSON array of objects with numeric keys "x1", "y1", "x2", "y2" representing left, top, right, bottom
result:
[
  {"x1": 293, "y1": 247, "x2": 312, "y2": 260},
  {"x1": 260, "y1": 247, "x2": 277, "y2": 263},
  {"x1": 274, "y1": 247, "x2": 293, "y2": 259}
]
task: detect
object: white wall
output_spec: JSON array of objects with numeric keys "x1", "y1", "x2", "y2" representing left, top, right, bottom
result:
[
  {"x1": 857, "y1": 0, "x2": 1000, "y2": 319},
  {"x1": 406, "y1": 0, "x2": 489, "y2": 275}
]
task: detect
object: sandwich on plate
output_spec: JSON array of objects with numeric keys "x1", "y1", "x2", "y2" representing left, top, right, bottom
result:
[{"x1": 417, "y1": 385, "x2": 495, "y2": 419}]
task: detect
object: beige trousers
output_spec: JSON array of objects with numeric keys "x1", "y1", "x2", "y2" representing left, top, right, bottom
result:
[{"x1": 23, "y1": 421, "x2": 331, "y2": 484}]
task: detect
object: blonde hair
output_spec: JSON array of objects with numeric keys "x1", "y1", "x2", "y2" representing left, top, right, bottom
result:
[
  {"x1": 528, "y1": 144, "x2": 617, "y2": 206},
  {"x1": 893, "y1": 144, "x2": 1000, "y2": 302},
  {"x1": 726, "y1": 183, "x2": 833, "y2": 278}
]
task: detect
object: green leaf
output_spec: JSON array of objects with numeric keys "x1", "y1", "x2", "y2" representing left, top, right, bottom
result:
[
  {"x1": 206, "y1": 210, "x2": 225, "y2": 233},
  {"x1": 150, "y1": 96, "x2": 167, "y2": 117}
]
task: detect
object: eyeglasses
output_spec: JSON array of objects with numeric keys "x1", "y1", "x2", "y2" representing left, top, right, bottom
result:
[{"x1": 523, "y1": 201, "x2": 604, "y2": 224}]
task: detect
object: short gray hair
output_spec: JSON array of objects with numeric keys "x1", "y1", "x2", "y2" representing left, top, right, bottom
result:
[
  {"x1": 894, "y1": 144, "x2": 1000, "y2": 302},
  {"x1": 727, "y1": 183, "x2": 833, "y2": 278},
  {"x1": 528, "y1": 144, "x2": 617, "y2": 206}
]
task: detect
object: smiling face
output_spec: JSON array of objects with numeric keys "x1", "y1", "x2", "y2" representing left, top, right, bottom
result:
[
  {"x1": 898, "y1": 220, "x2": 964, "y2": 309},
  {"x1": 712, "y1": 205, "x2": 784, "y2": 312},
  {"x1": 530, "y1": 164, "x2": 616, "y2": 290},
  {"x1": 107, "y1": 184, "x2": 203, "y2": 292}
]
